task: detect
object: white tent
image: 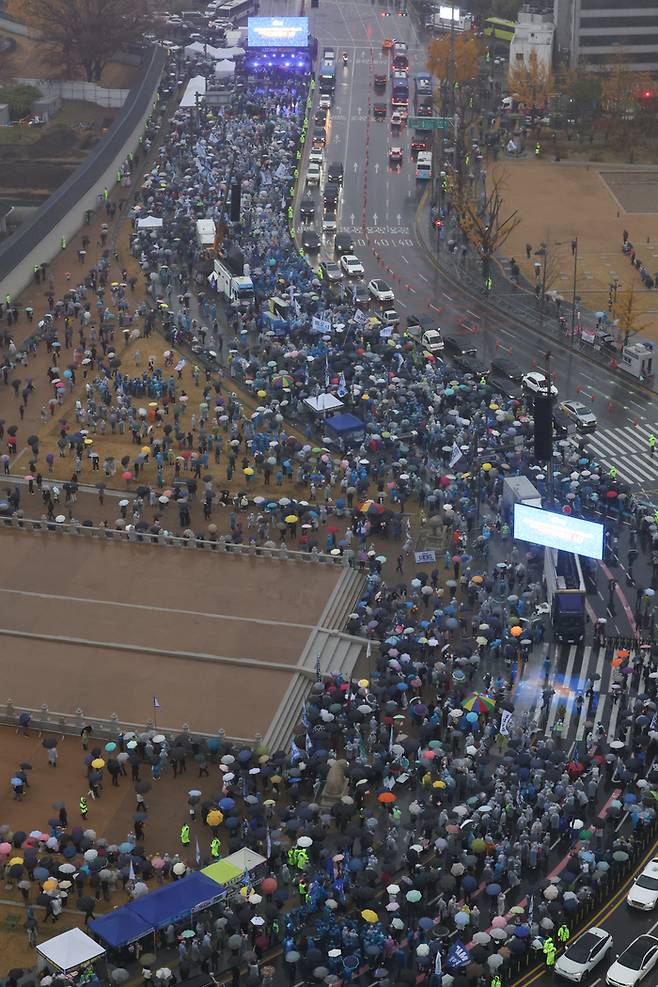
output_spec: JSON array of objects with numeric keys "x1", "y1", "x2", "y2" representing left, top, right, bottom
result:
[
  {"x1": 224, "y1": 847, "x2": 267, "y2": 873},
  {"x1": 185, "y1": 42, "x2": 244, "y2": 61},
  {"x1": 137, "y1": 215, "x2": 163, "y2": 230},
  {"x1": 304, "y1": 394, "x2": 344, "y2": 415},
  {"x1": 180, "y1": 75, "x2": 206, "y2": 110},
  {"x1": 214, "y1": 60, "x2": 236, "y2": 78},
  {"x1": 37, "y1": 928, "x2": 106, "y2": 973}
]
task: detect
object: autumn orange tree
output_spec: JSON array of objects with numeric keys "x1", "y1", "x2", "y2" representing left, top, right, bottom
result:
[
  {"x1": 508, "y1": 48, "x2": 554, "y2": 114},
  {"x1": 601, "y1": 54, "x2": 655, "y2": 145},
  {"x1": 611, "y1": 285, "x2": 650, "y2": 347},
  {"x1": 7, "y1": 0, "x2": 148, "y2": 81},
  {"x1": 427, "y1": 34, "x2": 481, "y2": 84}
]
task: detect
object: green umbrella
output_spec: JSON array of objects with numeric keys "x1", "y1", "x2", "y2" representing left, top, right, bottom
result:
[
  {"x1": 579, "y1": 829, "x2": 593, "y2": 841},
  {"x1": 613, "y1": 850, "x2": 629, "y2": 862}
]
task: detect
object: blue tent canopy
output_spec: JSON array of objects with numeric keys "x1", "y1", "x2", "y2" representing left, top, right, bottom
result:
[
  {"x1": 326, "y1": 413, "x2": 365, "y2": 436},
  {"x1": 88, "y1": 909, "x2": 154, "y2": 949},
  {"x1": 130, "y1": 873, "x2": 223, "y2": 929}
]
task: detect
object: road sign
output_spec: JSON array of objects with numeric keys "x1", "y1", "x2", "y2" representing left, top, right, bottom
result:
[{"x1": 408, "y1": 116, "x2": 451, "y2": 131}]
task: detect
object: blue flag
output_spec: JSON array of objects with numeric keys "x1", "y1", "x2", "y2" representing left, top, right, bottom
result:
[{"x1": 446, "y1": 940, "x2": 470, "y2": 969}]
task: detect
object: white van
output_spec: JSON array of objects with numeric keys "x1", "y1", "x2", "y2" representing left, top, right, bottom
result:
[{"x1": 196, "y1": 218, "x2": 216, "y2": 249}]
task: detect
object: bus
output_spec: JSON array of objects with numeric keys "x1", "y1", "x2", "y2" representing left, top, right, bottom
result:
[
  {"x1": 483, "y1": 16, "x2": 515, "y2": 42},
  {"x1": 415, "y1": 150, "x2": 432, "y2": 180},
  {"x1": 414, "y1": 72, "x2": 433, "y2": 114},
  {"x1": 212, "y1": 0, "x2": 256, "y2": 20},
  {"x1": 391, "y1": 72, "x2": 409, "y2": 108}
]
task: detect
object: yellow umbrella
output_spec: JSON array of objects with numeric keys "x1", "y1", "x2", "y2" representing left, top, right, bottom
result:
[
  {"x1": 481, "y1": 463, "x2": 492, "y2": 472},
  {"x1": 285, "y1": 514, "x2": 299, "y2": 523},
  {"x1": 148, "y1": 401, "x2": 159, "y2": 408},
  {"x1": 43, "y1": 878, "x2": 58, "y2": 891},
  {"x1": 84, "y1": 437, "x2": 93, "y2": 445},
  {"x1": 433, "y1": 780, "x2": 447, "y2": 789},
  {"x1": 141, "y1": 446, "x2": 150, "y2": 455},
  {"x1": 243, "y1": 467, "x2": 255, "y2": 476},
  {"x1": 361, "y1": 909, "x2": 378, "y2": 923},
  {"x1": 206, "y1": 809, "x2": 224, "y2": 827},
  {"x1": 358, "y1": 678, "x2": 369, "y2": 688},
  {"x1": 257, "y1": 390, "x2": 267, "y2": 398},
  {"x1": 9, "y1": 857, "x2": 22, "y2": 866},
  {"x1": 91, "y1": 758, "x2": 105, "y2": 769}
]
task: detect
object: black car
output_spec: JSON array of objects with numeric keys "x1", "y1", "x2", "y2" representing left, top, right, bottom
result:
[
  {"x1": 352, "y1": 283, "x2": 370, "y2": 307},
  {"x1": 552, "y1": 409, "x2": 572, "y2": 439},
  {"x1": 323, "y1": 184, "x2": 339, "y2": 211},
  {"x1": 452, "y1": 352, "x2": 490, "y2": 378},
  {"x1": 299, "y1": 196, "x2": 316, "y2": 221},
  {"x1": 301, "y1": 230, "x2": 321, "y2": 253},
  {"x1": 334, "y1": 231, "x2": 354, "y2": 255},
  {"x1": 314, "y1": 108, "x2": 327, "y2": 126},
  {"x1": 490, "y1": 356, "x2": 522, "y2": 381},
  {"x1": 312, "y1": 127, "x2": 326, "y2": 147},
  {"x1": 327, "y1": 161, "x2": 344, "y2": 185},
  {"x1": 441, "y1": 331, "x2": 478, "y2": 356}
]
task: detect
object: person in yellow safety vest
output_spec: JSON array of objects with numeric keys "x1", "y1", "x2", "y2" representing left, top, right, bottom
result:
[
  {"x1": 557, "y1": 925, "x2": 570, "y2": 944},
  {"x1": 609, "y1": 466, "x2": 617, "y2": 480},
  {"x1": 298, "y1": 876, "x2": 309, "y2": 901},
  {"x1": 543, "y1": 936, "x2": 556, "y2": 964},
  {"x1": 180, "y1": 823, "x2": 190, "y2": 846},
  {"x1": 650, "y1": 433, "x2": 656, "y2": 456},
  {"x1": 60, "y1": 236, "x2": 67, "y2": 250},
  {"x1": 317, "y1": 265, "x2": 324, "y2": 281},
  {"x1": 490, "y1": 975, "x2": 501, "y2": 987},
  {"x1": 79, "y1": 795, "x2": 88, "y2": 818},
  {"x1": 545, "y1": 945, "x2": 556, "y2": 967},
  {"x1": 535, "y1": 142, "x2": 541, "y2": 157},
  {"x1": 210, "y1": 837, "x2": 221, "y2": 858}
]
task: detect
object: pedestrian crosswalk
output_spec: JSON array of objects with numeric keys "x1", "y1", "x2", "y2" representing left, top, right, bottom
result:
[
  {"x1": 516, "y1": 643, "x2": 629, "y2": 748},
  {"x1": 579, "y1": 421, "x2": 658, "y2": 490}
]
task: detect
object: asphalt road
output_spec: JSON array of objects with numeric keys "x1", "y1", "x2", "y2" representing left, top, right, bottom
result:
[{"x1": 268, "y1": 0, "x2": 658, "y2": 497}]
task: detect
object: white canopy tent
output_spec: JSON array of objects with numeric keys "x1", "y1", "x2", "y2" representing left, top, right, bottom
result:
[
  {"x1": 136, "y1": 215, "x2": 163, "y2": 230},
  {"x1": 37, "y1": 928, "x2": 106, "y2": 973},
  {"x1": 185, "y1": 42, "x2": 245, "y2": 60},
  {"x1": 214, "y1": 60, "x2": 236, "y2": 78},
  {"x1": 180, "y1": 75, "x2": 206, "y2": 110},
  {"x1": 224, "y1": 847, "x2": 267, "y2": 872},
  {"x1": 304, "y1": 394, "x2": 344, "y2": 416}
]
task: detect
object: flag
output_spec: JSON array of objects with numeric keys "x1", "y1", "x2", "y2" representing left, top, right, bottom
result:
[
  {"x1": 242, "y1": 867, "x2": 252, "y2": 894},
  {"x1": 265, "y1": 826, "x2": 272, "y2": 859},
  {"x1": 337, "y1": 371, "x2": 347, "y2": 398},
  {"x1": 301, "y1": 702, "x2": 309, "y2": 729},
  {"x1": 153, "y1": 696, "x2": 161, "y2": 709},
  {"x1": 500, "y1": 709, "x2": 513, "y2": 736},
  {"x1": 290, "y1": 737, "x2": 304, "y2": 763},
  {"x1": 528, "y1": 892, "x2": 534, "y2": 928},
  {"x1": 128, "y1": 860, "x2": 135, "y2": 882},
  {"x1": 195, "y1": 837, "x2": 201, "y2": 865},
  {"x1": 434, "y1": 950, "x2": 442, "y2": 976},
  {"x1": 449, "y1": 442, "x2": 463, "y2": 468},
  {"x1": 366, "y1": 640, "x2": 371, "y2": 661},
  {"x1": 446, "y1": 940, "x2": 469, "y2": 969},
  {"x1": 324, "y1": 354, "x2": 330, "y2": 390},
  {"x1": 389, "y1": 724, "x2": 394, "y2": 753},
  {"x1": 315, "y1": 653, "x2": 321, "y2": 681},
  {"x1": 305, "y1": 731, "x2": 313, "y2": 754}
]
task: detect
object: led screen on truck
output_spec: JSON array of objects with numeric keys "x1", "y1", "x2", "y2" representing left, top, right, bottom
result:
[
  {"x1": 247, "y1": 17, "x2": 309, "y2": 47},
  {"x1": 513, "y1": 503, "x2": 604, "y2": 560}
]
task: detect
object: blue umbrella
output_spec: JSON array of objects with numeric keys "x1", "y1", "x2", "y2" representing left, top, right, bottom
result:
[
  {"x1": 119, "y1": 842, "x2": 134, "y2": 853},
  {"x1": 623, "y1": 793, "x2": 637, "y2": 804},
  {"x1": 485, "y1": 883, "x2": 502, "y2": 896},
  {"x1": 514, "y1": 925, "x2": 530, "y2": 938},
  {"x1": 418, "y1": 917, "x2": 434, "y2": 931},
  {"x1": 466, "y1": 712, "x2": 478, "y2": 724},
  {"x1": 462, "y1": 875, "x2": 477, "y2": 892},
  {"x1": 219, "y1": 798, "x2": 235, "y2": 812}
]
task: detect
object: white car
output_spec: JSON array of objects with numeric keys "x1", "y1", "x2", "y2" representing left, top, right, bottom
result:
[
  {"x1": 309, "y1": 149, "x2": 323, "y2": 166},
  {"x1": 368, "y1": 278, "x2": 395, "y2": 302},
  {"x1": 521, "y1": 370, "x2": 558, "y2": 398},
  {"x1": 318, "y1": 94, "x2": 332, "y2": 109},
  {"x1": 381, "y1": 308, "x2": 400, "y2": 325},
  {"x1": 421, "y1": 329, "x2": 444, "y2": 353},
  {"x1": 555, "y1": 927, "x2": 612, "y2": 982},
  {"x1": 306, "y1": 162, "x2": 321, "y2": 186},
  {"x1": 627, "y1": 857, "x2": 658, "y2": 910},
  {"x1": 560, "y1": 400, "x2": 598, "y2": 432},
  {"x1": 606, "y1": 935, "x2": 658, "y2": 987},
  {"x1": 340, "y1": 254, "x2": 364, "y2": 276}
]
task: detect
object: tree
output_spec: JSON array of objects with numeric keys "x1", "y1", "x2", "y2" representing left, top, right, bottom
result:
[
  {"x1": 611, "y1": 285, "x2": 650, "y2": 348},
  {"x1": 0, "y1": 83, "x2": 41, "y2": 119},
  {"x1": 427, "y1": 34, "x2": 481, "y2": 85},
  {"x1": 6, "y1": 0, "x2": 148, "y2": 82},
  {"x1": 559, "y1": 66, "x2": 602, "y2": 126},
  {"x1": 454, "y1": 169, "x2": 521, "y2": 279},
  {"x1": 507, "y1": 48, "x2": 554, "y2": 114},
  {"x1": 601, "y1": 54, "x2": 655, "y2": 146}
]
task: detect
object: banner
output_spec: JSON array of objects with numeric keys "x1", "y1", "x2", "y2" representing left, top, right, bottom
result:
[
  {"x1": 312, "y1": 315, "x2": 331, "y2": 334},
  {"x1": 353, "y1": 308, "x2": 368, "y2": 325},
  {"x1": 449, "y1": 441, "x2": 463, "y2": 468},
  {"x1": 500, "y1": 709, "x2": 513, "y2": 736},
  {"x1": 414, "y1": 550, "x2": 436, "y2": 564}
]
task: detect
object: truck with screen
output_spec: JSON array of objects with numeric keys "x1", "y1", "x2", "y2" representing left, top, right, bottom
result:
[{"x1": 544, "y1": 547, "x2": 586, "y2": 643}]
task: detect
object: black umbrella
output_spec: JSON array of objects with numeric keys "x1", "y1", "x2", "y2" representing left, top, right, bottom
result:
[{"x1": 42, "y1": 738, "x2": 57, "y2": 749}]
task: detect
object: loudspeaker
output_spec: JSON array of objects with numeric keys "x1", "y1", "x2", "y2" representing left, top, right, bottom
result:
[
  {"x1": 230, "y1": 181, "x2": 241, "y2": 222},
  {"x1": 533, "y1": 394, "x2": 553, "y2": 461}
]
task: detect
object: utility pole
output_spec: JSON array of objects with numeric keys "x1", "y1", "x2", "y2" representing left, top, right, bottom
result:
[
  {"x1": 570, "y1": 237, "x2": 578, "y2": 342},
  {"x1": 544, "y1": 350, "x2": 554, "y2": 505}
]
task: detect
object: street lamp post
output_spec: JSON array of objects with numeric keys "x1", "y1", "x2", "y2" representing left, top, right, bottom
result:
[{"x1": 570, "y1": 237, "x2": 578, "y2": 340}]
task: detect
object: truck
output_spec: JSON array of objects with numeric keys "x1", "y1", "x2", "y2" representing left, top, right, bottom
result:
[
  {"x1": 210, "y1": 243, "x2": 254, "y2": 307},
  {"x1": 196, "y1": 218, "x2": 216, "y2": 249},
  {"x1": 426, "y1": 6, "x2": 473, "y2": 33},
  {"x1": 501, "y1": 475, "x2": 542, "y2": 520},
  {"x1": 544, "y1": 547, "x2": 586, "y2": 643}
]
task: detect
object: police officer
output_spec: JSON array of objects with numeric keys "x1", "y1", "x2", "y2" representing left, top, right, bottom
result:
[
  {"x1": 210, "y1": 837, "x2": 221, "y2": 858},
  {"x1": 650, "y1": 433, "x2": 656, "y2": 457},
  {"x1": 79, "y1": 794, "x2": 88, "y2": 819},
  {"x1": 557, "y1": 924, "x2": 570, "y2": 945},
  {"x1": 609, "y1": 465, "x2": 618, "y2": 480},
  {"x1": 180, "y1": 823, "x2": 190, "y2": 846},
  {"x1": 490, "y1": 975, "x2": 502, "y2": 987},
  {"x1": 543, "y1": 936, "x2": 556, "y2": 967}
]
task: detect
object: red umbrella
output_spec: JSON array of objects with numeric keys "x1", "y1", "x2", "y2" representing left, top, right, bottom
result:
[{"x1": 122, "y1": 470, "x2": 133, "y2": 481}]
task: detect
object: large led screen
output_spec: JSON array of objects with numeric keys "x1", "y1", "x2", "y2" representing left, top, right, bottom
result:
[
  {"x1": 513, "y1": 503, "x2": 604, "y2": 560},
  {"x1": 248, "y1": 17, "x2": 309, "y2": 48}
]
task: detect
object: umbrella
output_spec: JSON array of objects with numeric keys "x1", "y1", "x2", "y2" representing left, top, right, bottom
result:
[
  {"x1": 42, "y1": 738, "x2": 57, "y2": 749},
  {"x1": 461, "y1": 693, "x2": 496, "y2": 714}
]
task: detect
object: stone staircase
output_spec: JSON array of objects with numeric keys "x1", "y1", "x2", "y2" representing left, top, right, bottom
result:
[{"x1": 263, "y1": 567, "x2": 367, "y2": 753}]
